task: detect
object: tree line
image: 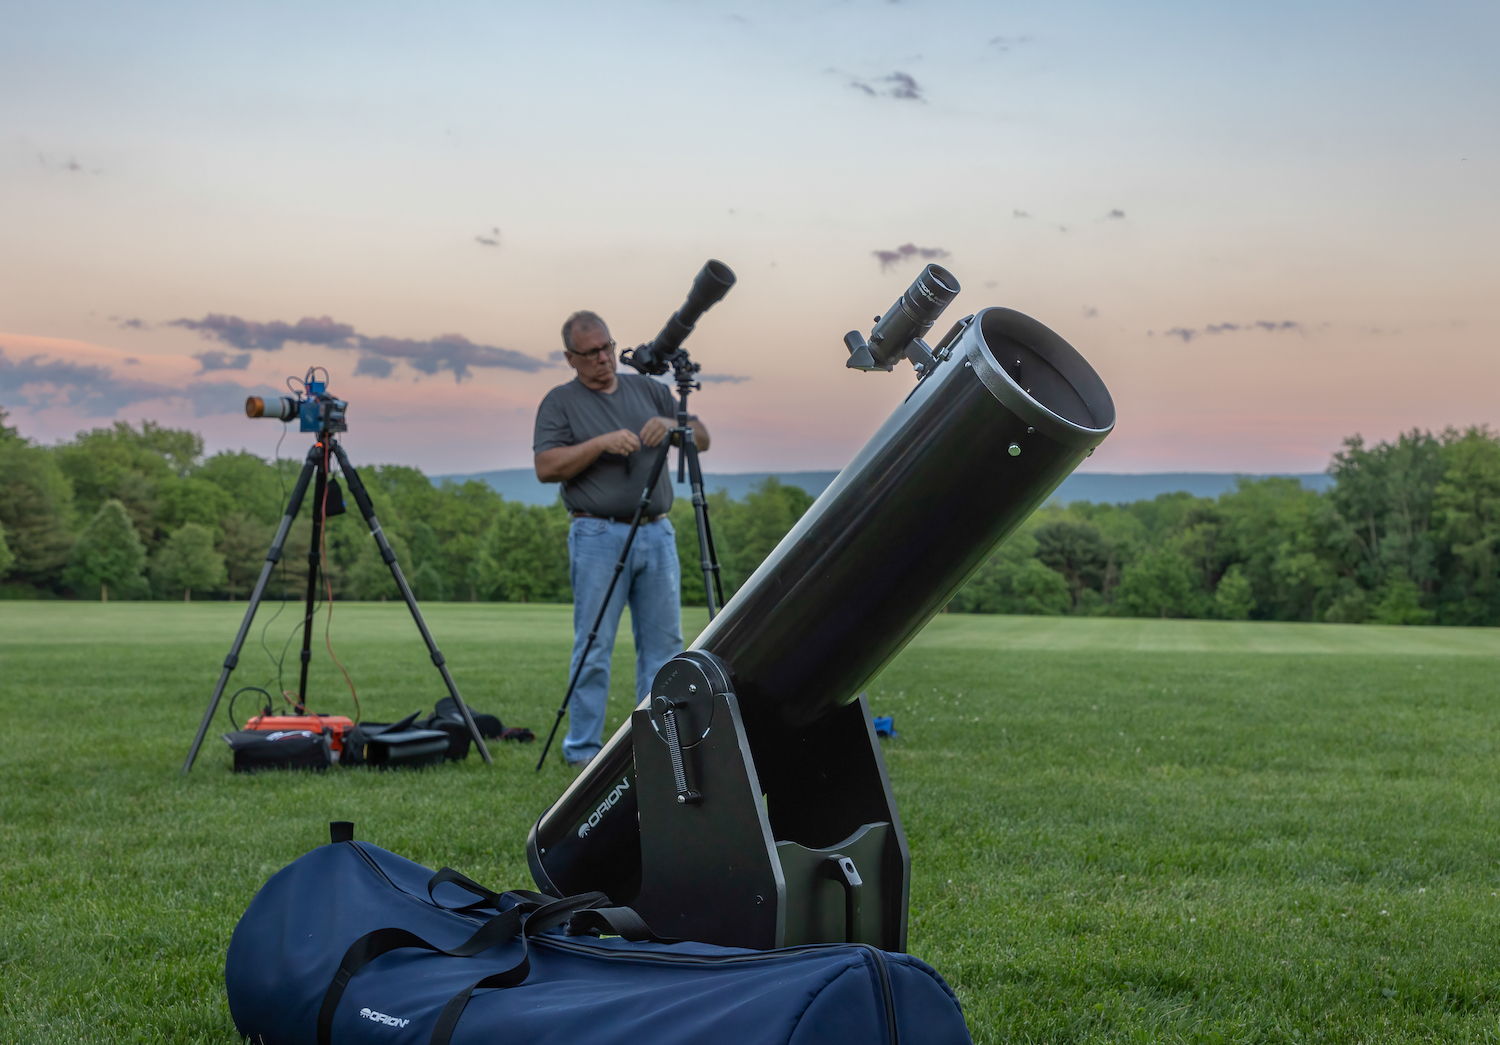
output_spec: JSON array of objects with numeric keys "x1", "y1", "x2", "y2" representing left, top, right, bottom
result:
[{"x1": 4, "y1": 407, "x2": 1500, "y2": 625}]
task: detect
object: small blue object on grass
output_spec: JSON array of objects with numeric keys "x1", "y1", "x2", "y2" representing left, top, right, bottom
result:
[{"x1": 872, "y1": 715, "x2": 897, "y2": 738}]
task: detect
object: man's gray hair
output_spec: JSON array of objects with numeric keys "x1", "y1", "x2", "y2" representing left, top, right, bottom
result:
[{"x1": 561, "y1": 311, "x2": 609, "y2": 353}]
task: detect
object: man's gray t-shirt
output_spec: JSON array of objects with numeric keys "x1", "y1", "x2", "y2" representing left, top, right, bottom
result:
[{"x1": 533, "y1": 374, "x2": 676, "y2": 518}]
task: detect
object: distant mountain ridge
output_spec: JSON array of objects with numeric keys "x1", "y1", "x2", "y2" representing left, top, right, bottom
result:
[{"x1": 432, "y1": 468, "x2": 1333, "y2": 507}]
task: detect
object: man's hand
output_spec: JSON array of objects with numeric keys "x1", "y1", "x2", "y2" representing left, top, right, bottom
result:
[
  {"x1": 597, "y1": 428, "x2": 643, "y2": 455},
  {"x1": 639, "y1": 416, "x2": 675, "y2": 447}
]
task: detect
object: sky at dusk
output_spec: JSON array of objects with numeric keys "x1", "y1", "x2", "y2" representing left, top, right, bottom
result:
[{"x1": 2, "y1": 0, "x2": 1495, "y2": 476}]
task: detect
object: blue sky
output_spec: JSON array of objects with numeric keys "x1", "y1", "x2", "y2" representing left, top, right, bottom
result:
[{"x1": 2, "y1": 0, "x2": 1495, "y2": 473}]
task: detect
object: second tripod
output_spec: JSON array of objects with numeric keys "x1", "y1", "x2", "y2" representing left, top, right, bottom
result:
[
  {"x1": 535, "y1": 355, "x2": 723, "y2": 770},
  {"x1": 183, "y1": 422, "x2": 493, "y2": 773}
]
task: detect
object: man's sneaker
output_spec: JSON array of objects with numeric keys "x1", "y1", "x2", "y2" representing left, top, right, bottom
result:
[{"x1": 566, "y1": 754, "x2": 594, "y2": 769}]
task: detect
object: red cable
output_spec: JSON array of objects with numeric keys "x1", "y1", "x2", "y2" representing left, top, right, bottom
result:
[{"x1": 320, "y1": 441, "x2": 362, "y2": 723}]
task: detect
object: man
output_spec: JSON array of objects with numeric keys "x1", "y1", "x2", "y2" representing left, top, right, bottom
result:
[{"x1": 534, "y1": 310, "x2": 710, "y2": 768}]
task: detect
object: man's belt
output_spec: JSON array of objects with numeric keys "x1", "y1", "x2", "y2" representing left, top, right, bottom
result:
[{"x1": 572, "y1": 511, "x2": 667, "y2": 525}]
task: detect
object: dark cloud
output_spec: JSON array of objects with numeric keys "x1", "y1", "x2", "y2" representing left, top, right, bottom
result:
[
  {"x1": 872, "y1": 242, "x2": 951, "y2": 272},
  {"x1": 698, "y1": 373, "x2": 751, "y2": 384},
  {"x1": 1012, "y1": 210, "x2": 1030, "y2": 219},
  {"x1": 114, "y1": 317, "x2": 148, "y2": 330},
  {"x1": 1161, "y1": 320, "x2": 1303, "y2": 343},
  {"x1": 1082, "y1": 307, "x2": 1099, "y2": 318},
  {"x1": 171, "y1": 314, "x2": 355, "y2": 351},
  {"x1": 883, "y1": 72, "x2": 922, "y2": 101},
  {"x1": 475, "y1": 226, "x2": 501, "y2": 247},
  {"x1": 39, "y1": 153, "x2": 102, "y2": 175},
  {"x1": 848, "y1": 71, "x2": 925, "y2": 102},
  {"x1": 0, "y1": 347, "x2": 276, "y2": 417},
  {"x1": 1107, "y1": 209, "x2": 1126, "y2": 219},
  {"x1": 989, "y1": 35, "x2": 1033, "y2": 52},
  {"x1": 171, "y1": 313, "x2": 549, "y2": 381},
  {"x1": 123, "y1": 358, "x2": 140, "y2": 366},
  {"x1": 194, "y1": 350, "x2": 252, "y2": 372},
  {"x1": 353, "y1": 355, "x2": 396, "y2": 379}
]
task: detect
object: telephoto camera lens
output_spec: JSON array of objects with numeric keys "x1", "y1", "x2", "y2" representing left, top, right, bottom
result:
[
  {"x1": 626, "y1": 259, "x2": 737, "y2": 374},
  {"x1": 246, "y1": 396, "x2": 299, "y2": 422}
]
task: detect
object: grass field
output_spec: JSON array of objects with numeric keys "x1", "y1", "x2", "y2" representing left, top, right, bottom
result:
[{"x1": 4, "y1": 602, "x2": 1500, "y2": 1043}]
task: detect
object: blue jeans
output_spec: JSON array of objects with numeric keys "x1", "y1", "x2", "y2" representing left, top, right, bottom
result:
[{"x1": 563, "y1": 517, "x2": 683, "y2": 764}]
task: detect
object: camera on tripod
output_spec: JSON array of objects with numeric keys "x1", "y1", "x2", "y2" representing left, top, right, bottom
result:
[{"x1": 246, "y1": 367, "x2": 348, "y2": 434}]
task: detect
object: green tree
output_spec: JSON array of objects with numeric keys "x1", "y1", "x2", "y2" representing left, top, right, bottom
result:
[
  {"x1": 52, "y1": 420, "x2": 200, "y2": 542},
  {"x1": 62, "y1": 499, "x2": 147, "y2": 600},
  {"x1": 1034, "y1": 519, "x2": 1110, "y2": 610},
  {"x1": 473, "y1": 502, "x2": 570, "y2": 603},
  {"x1": 152, "y1": 523, "x2": 226, "y2": 600},
  {"x1": 1431, "y1": 427, "x2": 1500, "y2": 624},
  {"x1": 1326, "y1": 429, "x2": 1445, "y2": 596},
  {"x1": 1371, "y1": 577, "x2": 1434, "y2": 625},
  {"x1": 1217, "y1": 477, "x2": 1337, "y2": 620},
  {"x1": 197, "y1": 450, "x2": 288, "y2": 525},
  {"x1": 156, "y1": 475, "x2": 237, "y2": 531},
  {"x1": 1213, "y1": 564, "x2": 1255, "y2": 620},
  {"x1": 217, "y1": 512, "x2": 275, "y2": 599},
  {"x1": 1115, "y1": 546, "x2": 1199, "y2": 618},
  {"x1": 0, "y1": 519, "x2": 16, "y2": 578},
  {"x1": 0, "y1": 435, "x2": 77, "y2": 591}
]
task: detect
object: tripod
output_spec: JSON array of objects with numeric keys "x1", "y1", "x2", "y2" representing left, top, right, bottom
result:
[
  {"x1": 535, "y1": 357, "x2": 724, "y2": 770},
  {"x1": 181, "y1": 430, "x2": 493, "y2": 773}
]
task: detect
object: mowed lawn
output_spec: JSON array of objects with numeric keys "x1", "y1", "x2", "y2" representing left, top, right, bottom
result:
[{"x1": 4, "y1": 603, "x2": 1500, "y2": 1044}]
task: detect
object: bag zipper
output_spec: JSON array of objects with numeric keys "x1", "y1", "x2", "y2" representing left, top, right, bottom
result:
[{"x1": 533, "y1": 935, "x2": 897, "y2": 1044}]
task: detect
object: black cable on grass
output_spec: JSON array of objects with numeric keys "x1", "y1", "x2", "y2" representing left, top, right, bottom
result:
[{"x1": 227, "y1": 686, "x2": 273, "y2": 731}]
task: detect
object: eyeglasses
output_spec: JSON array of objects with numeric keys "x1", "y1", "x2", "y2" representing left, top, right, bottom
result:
[{"x1": 567, "y1": 340, "x2": 616, "y2": 363}]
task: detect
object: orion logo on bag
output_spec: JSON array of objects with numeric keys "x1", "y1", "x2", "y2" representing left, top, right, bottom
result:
[
  {"x1": 359, "y1": 1007, "x2": 411, "y2": 1028},
  {"x1": 577, "y1": 775, "x2": 631, "y2": 838}
]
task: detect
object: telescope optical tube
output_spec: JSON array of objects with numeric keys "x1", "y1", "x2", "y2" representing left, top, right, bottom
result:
[
  {"x1": 530, "y1": 306, "x2": 1115, "y2": 902},
  {"x1": 625, "y1": 260, "x2": 736, "y2": 374}
]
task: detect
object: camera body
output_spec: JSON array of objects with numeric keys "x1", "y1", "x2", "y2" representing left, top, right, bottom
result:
[{"x1": 246, "y1": 372, "x2": 347, "y2": 433}]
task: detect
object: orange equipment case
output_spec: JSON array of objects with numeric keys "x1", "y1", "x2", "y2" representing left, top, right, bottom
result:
[{"x1": 244, "y1": 714, "x2": 355, "y2": 756}]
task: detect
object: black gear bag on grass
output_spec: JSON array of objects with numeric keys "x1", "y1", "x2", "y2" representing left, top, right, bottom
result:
[{"x1": 225, "y1": 826, "x2": 973, "y2": 1045}]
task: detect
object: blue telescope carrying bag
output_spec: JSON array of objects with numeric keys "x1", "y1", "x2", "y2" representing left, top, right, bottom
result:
[{"x1": 226, "y1": 827, "x2": 972, "y2": 1045}]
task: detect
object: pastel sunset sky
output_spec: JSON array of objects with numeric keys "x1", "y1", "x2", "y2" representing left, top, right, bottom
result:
[{"x1": 2, "y1": 0, "x2": 1495, "y2": 475}]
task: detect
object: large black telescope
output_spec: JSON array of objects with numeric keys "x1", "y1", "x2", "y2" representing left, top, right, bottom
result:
[{"x1": 528, "y1": 276, "x2": 1115, "y2": 952}]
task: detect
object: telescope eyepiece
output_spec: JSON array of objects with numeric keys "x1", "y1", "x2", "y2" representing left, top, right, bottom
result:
[{"x1": 846, "y1": 264, "x2": 961, "y2": 373}]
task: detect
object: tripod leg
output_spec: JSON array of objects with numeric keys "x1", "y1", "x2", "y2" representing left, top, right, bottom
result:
[
  {"x1": 682, "y1": 430, "x2": 725, "y2": 616},
  {"x1": 535, "y1": 437, "x2": 676, "y2": 770},
  {"x1": 329, "y1": 442, "x2": 493, "y2": 766},
  {"x1": 182, "y1": 447, "x2": 318, "y2": 774},
  {"x1": 295, "y1": 446, "x2": 329, "y2": 711}
]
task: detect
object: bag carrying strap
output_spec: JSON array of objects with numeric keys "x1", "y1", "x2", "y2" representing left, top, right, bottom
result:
[
  {"x1": 316, "y1": 891, "x2": 611, "y2": 1045},
  {"x1": 428, "y1": 893, "x2": 613, "y2": 1044},
  {"x1": 564, "y1": 905, "x2": 672, "y2": 943}
]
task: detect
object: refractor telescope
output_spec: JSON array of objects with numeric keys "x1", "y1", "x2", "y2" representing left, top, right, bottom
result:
[
  {"x1": 621, "y1": 260, "x2": 736, "y2": 377},
  {"x1": 528, "y1": 268, "x2": 1116, "y2": 952}
]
